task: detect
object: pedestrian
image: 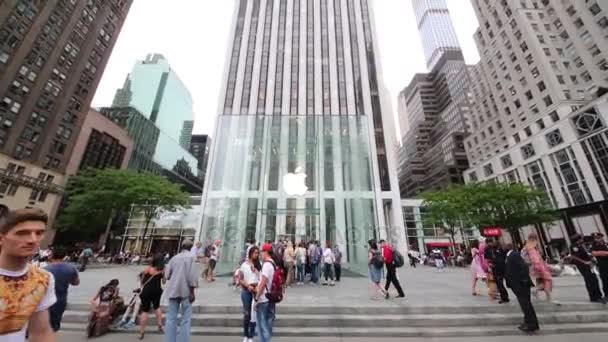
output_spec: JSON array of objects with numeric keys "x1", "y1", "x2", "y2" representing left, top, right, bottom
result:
[
  {"x1": 164, "y1": 239, "x2": 199, "y2": 342},
  {"x1": 207, "y1": 240, "x2": 221, "y2": 282},
  {"x1": 191, "y1": 241, "x2": 203, "y2": 261},
  {"x1": 380, "y1": 240, "x2": 405, "y2": 298},
  {"x1": 484, "y1": 240, "x2": 509, "y2": 304},
  {"x1": 569, "y1": 234, "x2": 605, "y2": 303},
  {"x1": 295, "y1": 242, "x2": 306, "y2": 285},
  {"x1": 470, "y1": 240, "x2": 487, "y2": 296},
  {"x1": 138, "y1": 255, "x2": 165, "y2": 339},
  {"x1": 255, "y1": 243, "x2": 278, "y2": 342},
  {"x1": 308, "y1": 241, "x2": 320, "y2": 284},
  {"x1": 433, "y1": 248, "x2": 445, "y2": 271},
  {"x1": 332, "y1": 244, "x2": 342, "y2": 282},
  {"x1": 408, "y1": 249, "x2": 418, "y2": 268},
  {"x1": 0, "y1": 208, "x2": 56, "y2": 341},
  {"x1": 505, "y1": 243, "x2": 539, "y2": 334},
  {"x1": 322, "y1": 241, "x2": 336, "y2": 286},
  {"x1": 88, "y1": 279, "x2": 122, "y2": 338},
  {"x1": 368, "y1": 240, "x2": 388, "y2": 300},
  {"x1": 521, "y1": 233, "x2": 553, "y2": 302},
  {"x1": 80, "y1": 246, "x2": 94, "y2": 272},
  {"x1": 238, "y1": 246, "x2": 261, "y2": 342},
  {"x1": 45, "y1": 246, "x2": 80, "y2": 332},
  {"x1": 591, "y1": 232, "x2": 608, "y2": 301},
  {"x1": 283, "y1": 241, "x2": 295, "y2": 287}
]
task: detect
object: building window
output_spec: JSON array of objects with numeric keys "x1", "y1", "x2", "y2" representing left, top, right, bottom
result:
[
  {"x1": 513, "y1": 133, "x2": 521, "y2": 143},
  {"x1": 483, "y1": 164, "x2": 494, "y2": 177},
  {"x1": 521, "y1": 143, "x2": 536, "y2": 159},
  {"x1": 543, "y1": 96, "x2": 553, "y2": 106},
  {"x1": 469, "y1": 171, "x2": 478, "y2": 182},
  {"x1": 501, "y1": 154, "x2": 513, "y2": 168},
  {"x1": 572, "y1": 108, "x2": 604, "y2": 137},
  {"x1": 546, "y1": 129, "x2": 564, "y2": 147},
  {"x1": 537, "y1": 81, "x2": 546, "y2": 92},
  {"x1": 536, "y1": 119, "x2": 545, "y2": 130}
]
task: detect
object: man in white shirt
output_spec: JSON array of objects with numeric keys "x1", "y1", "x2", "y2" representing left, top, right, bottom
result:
[
  {"x1": 190, "y1": 241, "x2": 203, "y2": 261},
  {"x1": 207, "y1": 240, "x2": 221, "y2": 282},
  {"x1": 0, "y1": 208, "x2": 56, "y2": 342},
  {"x1": 255, "y1": 243, "x2": 276, "y2": 342}
]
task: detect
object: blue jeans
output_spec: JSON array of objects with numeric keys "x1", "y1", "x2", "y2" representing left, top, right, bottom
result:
[
  {"x1": 241, "y1": 290, "x2": 256, "y2": 338},
  {"x1": 296, "y1": 264, "x2": 305, "y2": 283},
  {"x1": 311, "y1": 263, "x2": 319, "y2": 283},
  {"x1": 49, "y1": 299, "x2": 67, "y2": 331},
  {"x1": 165, "y1": 297, "x2": 192, "y2": 342},
  {"x1": 257, "y1": 302, "x2": 275, "y2": 342}
]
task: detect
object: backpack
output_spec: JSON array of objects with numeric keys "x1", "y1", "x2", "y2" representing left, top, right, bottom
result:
[
  {"x1": 372, "y1": 249, "x2": 384, "y2": 268},
  {"x1": 265, "y1": 260, "x2": 285, "y2": 303},
  {"x1": 310, "y1": 246, "x2": 320, "y2": 264},
  {"x1": 204, "y1": 244, "x2": 213, "y2": 258},
  {"x1": 392, "y1": 249, "x2": 405, "y2": 268}
]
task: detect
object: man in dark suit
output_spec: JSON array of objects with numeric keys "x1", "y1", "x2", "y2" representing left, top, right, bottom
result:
[
  {"x1": 505, "y1": 243, "x2": 539, "y2": 333},
  {"x1": 485, "y1": 239, "x2": 509, "y2": 303}
]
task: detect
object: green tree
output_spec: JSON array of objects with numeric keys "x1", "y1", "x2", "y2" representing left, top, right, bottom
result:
[
  {"x1": 58, "y1": 169, "x2": 190, "y2": 249},
  {"x1": 465, "y1": 182, "x2": 558, "y2": 245},
  {"x1": 420, "y1": 185, "x2": 473, "y2": 254}
]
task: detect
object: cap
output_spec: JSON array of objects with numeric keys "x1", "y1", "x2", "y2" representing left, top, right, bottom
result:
[
  {"x1": 182, "y1": 239, "x2": 194, "y2": 247},
  {"x1": 262, "y1": 243, "x2": 273, "y2": 252},
  {"x1": 592, "y1": 232, "x2": 604, "y2": 238}
]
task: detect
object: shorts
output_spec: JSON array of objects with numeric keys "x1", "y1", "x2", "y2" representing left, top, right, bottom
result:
[
  {"x1": 209, "y1": 259, "x2": 217, "y2": 271},
  {"x1": 140, "y1": 293, "x2": 162, "y2": 312}
]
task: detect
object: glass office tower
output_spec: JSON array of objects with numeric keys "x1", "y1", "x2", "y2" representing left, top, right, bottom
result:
[{"x1": 199, "y1": 0, "x2": 405, "y2": 274}]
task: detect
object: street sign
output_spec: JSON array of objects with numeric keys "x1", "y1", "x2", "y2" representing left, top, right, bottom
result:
[{"x1": 482, "y1": 226, "x2": 502, "y2": 237}]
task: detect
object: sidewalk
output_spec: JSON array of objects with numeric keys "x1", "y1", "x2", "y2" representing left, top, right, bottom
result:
[
  {"x1": 68, "y1": 264, "x2": 596, "y2": 307},
  {"x1": 57, "y1": 331, "x2": 608, "y2": 342}
]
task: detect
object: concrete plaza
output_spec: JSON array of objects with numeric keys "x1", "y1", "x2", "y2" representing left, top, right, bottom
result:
[
  {"x1": 68, "y1": 263, "x2": 598, "y2": 307},
  {"x1": 57, "y1": 331, "x2": 608, "y2": 342}
]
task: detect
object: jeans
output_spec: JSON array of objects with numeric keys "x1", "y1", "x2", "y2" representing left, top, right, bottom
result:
[
  {"x1": 334, "y1": 264, "x2": 341, "y2": 281},
  {"x1": 241, "y1": 290, "x2": 256, "y2": 338},
  {"x1": 323, "y1": 263, "x2": 334, "y2": 281},
  {"x1": 257, "y1": 302, "x2": 275, "y2": 342},
  {"x1": 311, "y1": 263, "x2": 319, "y2": 284},
  {"x1": 49, "y1": 299, "x2": 67, "y2": 331},
  {"x1": 165, "y1": 297, "x2": 192, "y2": 342},
  {"x1": 296, "y1": 263, "x2": 305, "y2": 283}
]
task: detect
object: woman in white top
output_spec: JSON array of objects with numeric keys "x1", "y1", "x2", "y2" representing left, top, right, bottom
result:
[
  {"x1": 238, "y1": 246, "x2": 261, "y2": 342},
  {"x1": 295, "y1": 242, "x2": 307, "y2": 285},
  {"x1": 322, "y1": 241, "x2": 336, "y2": 286}
]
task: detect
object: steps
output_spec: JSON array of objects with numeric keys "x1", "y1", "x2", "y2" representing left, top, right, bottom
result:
[{"x1": 62, "y1": 302, "x2": 608, "y2": 337}]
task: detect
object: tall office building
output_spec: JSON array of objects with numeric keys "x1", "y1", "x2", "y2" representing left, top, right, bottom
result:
[
  {"x1": 0, "y1": 0, "x2": 132, "y2": 223},
  {"x1": 179, "y1": 120, "x2": 194, "y2": 149},
  {"x1": 189, "y1": 134, "x2": 210, "y2": 181},
  {"x1": 412, "y1": 0, "x2": 462, "y2": 70},
  {"x1": 200, "y1": 0, "x2": 405, "y2": 273},
  {"x1": 464, "y1": 0, "x2": 608, "y2": 251},
  {"x1": 397, "y1": 0, "x2": 471, "y2": 198},
  {"x1": 113, "y1": 54, "x2": 194, "y2": 144}
]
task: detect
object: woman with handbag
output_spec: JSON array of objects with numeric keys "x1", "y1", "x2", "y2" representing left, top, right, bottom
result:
[
  {"x1": 368, "y1": 240, "x2": 388, "y2": 300},
  {"x1": 88, "y1": 279, "x2": 121, "y2": 337},
  {"x1": 138, "y1": 255, "x2": 166, "y2": 339},
  {"x1": 522, "y1": 233, "x2": 553, "y2": 302}
]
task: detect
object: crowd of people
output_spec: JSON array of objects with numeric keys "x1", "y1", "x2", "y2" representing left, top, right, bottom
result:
[{"x1": 2, "y1": 202, "x2": 608, "y2": 341}]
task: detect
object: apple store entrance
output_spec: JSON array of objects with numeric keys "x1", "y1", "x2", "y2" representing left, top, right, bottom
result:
[{"x1": 199, "y1": 115, "x2": 383, "y2": 275}]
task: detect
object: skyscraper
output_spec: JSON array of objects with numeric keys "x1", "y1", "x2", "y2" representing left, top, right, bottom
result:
[
  {"x1": 179, "y1": 120, "x2": 194, "y2": 149},
  {"x1": 464, "y1": 0, "x2": 608, "y2": 247},
  {"x1": 199, "y1": 0, "x2": 405, "y2": 273},
  {"x1": 113, "y1": 54, "x2": 194, "y2": 144},
  {"x1": 397, "y1": 0, "x2": 471, "y2": 198},
  {"x1": 412, "y1": 0, "x2": 462, "y2": 70},
  {"x1": 0, "y1": 0, "x2": 132, "y2": 223}
]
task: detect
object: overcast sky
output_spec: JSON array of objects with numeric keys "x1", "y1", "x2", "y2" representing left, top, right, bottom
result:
[{"x1": 92, "y1": 0, "x2": 481, "y2": 137}]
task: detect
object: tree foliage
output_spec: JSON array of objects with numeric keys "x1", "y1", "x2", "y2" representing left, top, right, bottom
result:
[
  {"x1": 58, "y1": 169, "x2": 190, "y2": 244},
  {"x1": 420, "y1": 182, "x2": 558, "y2": 242}
]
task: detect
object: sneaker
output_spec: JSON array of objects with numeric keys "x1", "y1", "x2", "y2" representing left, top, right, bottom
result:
[
  {"x1": 243, "y1": 338, "x2": 249, "y2": 342},
  {"x1": 322, "y1": 281, "x2": 328, "y2": 286},
  {"x1": 330, "y1": 281, "x2": 335, "y2": 286}
]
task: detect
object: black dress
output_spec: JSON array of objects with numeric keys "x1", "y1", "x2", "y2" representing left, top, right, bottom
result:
[{"x1": 139, "y1": 271, "x2": 163, "y2": 312}]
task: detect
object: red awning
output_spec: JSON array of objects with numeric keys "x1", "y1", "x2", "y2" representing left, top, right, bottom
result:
[{"x1": 425, "y1": 242, "x2": 455, "y2": 247}]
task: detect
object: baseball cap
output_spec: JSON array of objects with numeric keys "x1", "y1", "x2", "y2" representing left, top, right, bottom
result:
[{"x1": 262, "y1": 243, "x2": 273, "y2": 252}]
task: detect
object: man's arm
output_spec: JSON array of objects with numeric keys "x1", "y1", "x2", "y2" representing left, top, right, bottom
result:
[
  {"x1": 71, "y1": 267, "x2": 80, "y2": 286},
  {"x1": 256, "y1": 274, "x2": 269, "y2": 302},
  {"x1": 592, "y1": 251, "x2": 608, "y2": 257},
  {"x1": 28, "y1": 309, "x2": 55, "y2": 342}
]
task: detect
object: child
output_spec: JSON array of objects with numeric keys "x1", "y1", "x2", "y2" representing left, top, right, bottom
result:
[{"x1": 115, "y1": 288, "x2": 141, "y2": 329}]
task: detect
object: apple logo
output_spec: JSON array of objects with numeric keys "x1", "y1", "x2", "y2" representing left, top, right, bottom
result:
[{"x1": 283, "y1": 167, "x2": 308, "y2": 196}]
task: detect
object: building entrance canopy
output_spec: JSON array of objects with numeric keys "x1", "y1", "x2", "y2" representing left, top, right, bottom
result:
[{"x1": 199, "y1": 115, "x2": 384, "y2": 274}]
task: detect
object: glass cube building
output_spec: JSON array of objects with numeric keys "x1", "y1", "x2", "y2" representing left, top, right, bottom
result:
[{"x1": 198, "y1": 0, "x2": 406, "y2": 274}]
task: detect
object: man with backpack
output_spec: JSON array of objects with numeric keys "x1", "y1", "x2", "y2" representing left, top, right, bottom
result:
[
  {"x1": 308, "y1": 241, "x2": 321, "y2": 284},
  {"x1": 380, "y1": 240, "x2": 405, "y2": 298},
  {"x1": 255, "y1": 243, "x2": 284, "y2": 342}
]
